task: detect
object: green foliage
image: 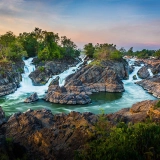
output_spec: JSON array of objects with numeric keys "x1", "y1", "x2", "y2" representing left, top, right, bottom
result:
[
  {"x1": 83, "y1": 43, "x2": 122, "y2": 62},
  {"x1": 154, "y1": 49, "x2": 160, "y2": 58},
  {"x1": 84, "y1": 43, "x2": 95, "y2": 58},
  {"x1": 75, "y1": 119, "x2": 160, "y2": 160},
  {"x1": 38, "y1": 66, "x2": 45, "y2": 72},
  {"x1": 0, "y1": 27, "x2": 80, "y2": 62},
  {"x1": 154, "y1": 100, "x2": 160, "y2": 109}
]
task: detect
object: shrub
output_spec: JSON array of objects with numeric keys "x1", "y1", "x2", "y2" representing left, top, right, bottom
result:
[
  {"x1": 75, "y1": 119, "x2": 160, "y2": 160},
  {"x1": 38, "y1": 66, "x2": 45, "y2": 72}
]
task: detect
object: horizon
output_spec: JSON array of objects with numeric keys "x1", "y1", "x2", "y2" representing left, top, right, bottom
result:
[{"x1": 0, "y1": 0, "x2": 160, "y2": 51}]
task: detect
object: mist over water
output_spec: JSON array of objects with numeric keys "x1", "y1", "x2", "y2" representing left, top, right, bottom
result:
[{"x1": 0, "y1": 58, "x2": 156, "y2": 116}]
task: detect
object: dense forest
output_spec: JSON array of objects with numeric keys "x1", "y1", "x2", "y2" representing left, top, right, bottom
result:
[{"x1": 0, "y1": 28, "x2": 80, "y2": 62}]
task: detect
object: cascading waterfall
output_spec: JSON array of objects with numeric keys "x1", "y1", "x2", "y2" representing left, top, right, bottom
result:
[
  {"x1": 7, "y1": 55, "x2": 85, "y2": 100},
  {"x1": 148, "y1": 69, "x2": 153, "y2": 77}
]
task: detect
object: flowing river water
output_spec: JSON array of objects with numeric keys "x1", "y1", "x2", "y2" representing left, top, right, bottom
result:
[{"x1": 0, "y1": 58, "x2": 157, "y2": 116}]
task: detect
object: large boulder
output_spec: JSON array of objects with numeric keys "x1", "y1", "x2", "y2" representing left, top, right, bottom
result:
[
  {"x1": 24, "y1": 92, "x2": 39, "y2": 103},
  {"x1": 137, "y1": 66, "x2": 150, "y2": 79},
  {"x1": 136, "y1": 75, "x2": 160, "y2": 98},
  {"x1": 45, "y1": 85, "x2": 91, "y2": 104}
]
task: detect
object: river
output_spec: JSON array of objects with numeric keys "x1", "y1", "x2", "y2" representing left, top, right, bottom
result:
[{"x1": 0, "y1": 58, "x2": 156, "y2": 116}]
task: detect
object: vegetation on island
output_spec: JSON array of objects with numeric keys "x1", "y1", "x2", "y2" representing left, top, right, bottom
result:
[
  {"x1": 0, "y1": 28, "x2": 80, "y2": 63},
  {"x1": 84, "y1": 43, "x2": 160, "y2": 60},
  {"x1": 84, "y1": 43, "x2": 122, "y2": 61},
  {"x1": 75, "y1": 114, "x2": 160, "y2": 160}
]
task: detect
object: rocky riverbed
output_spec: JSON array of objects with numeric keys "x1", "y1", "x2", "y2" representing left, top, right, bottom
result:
[
  {"x1": 0, "y1": 99, "x2": 160, "y2": 160},
  {"x1": 45, "y1": 59, "x2": 129, "y2": 104},
  {"x1": 29, "y1": 58, "x2": 81, "y2": 85}
]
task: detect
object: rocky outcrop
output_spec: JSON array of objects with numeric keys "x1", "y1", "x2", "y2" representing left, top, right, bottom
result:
[
  {"x1": 65, "y1": 60, "x2": 128, "y2": 93},
  {"x1": 141, "y1": 59, "x2": 160, "y2": 75},
  {"x1": 45, "y1": 59, "x2": 128, "y2": 104},
  {"x1": 24, "y1": 92, "x2": 39, "y2": 103},
  {"x1": 0, "y1": 61, "x2": 24, "y2": 96},
  {"x1": 135, "y1": 75, "x2": 160, "y2": 98},
  {"x1": 45, "y1": 85, "x2": 91, "y2": 104},
  {"x1": 137, "y1": 66, "x2": 150, "y2": 79},
  {"x1": 107, "y1": 100, "x2": 160, "y2": 123},
  {"x1": 1, "y1": 109, "x2": 97, "y2": 160},
  {"x1": 29, "y1": 58, "x2": 81, "y2": 85}
]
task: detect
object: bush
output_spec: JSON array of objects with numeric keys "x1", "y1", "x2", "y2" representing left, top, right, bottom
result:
[
  {"x1": 38, "y1": 66, "x2": 45, "y2": 72},
  {"x1": 75, "y1": 119, "x2": 160, "y2": 160}
]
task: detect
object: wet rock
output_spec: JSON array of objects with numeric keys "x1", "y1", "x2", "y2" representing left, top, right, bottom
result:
[
  {"x1": 136, "y1": 75, "x2": 160, "y2": 98},
  {"x1": 133, "y1": 75, "x2": 137, "y2": 80},
  {"x1": 129, "y1": 65, "x2": 134, "y2": 74},
  {"x1": 137, "y1": 66, "x2": 150, "y2": 79},
  {"x1": 49, "y1": 76, "x2": 59, "y2": 86},
  {"x1": 24, "y1": 92, "x2": 39, "y2": 103},
  {"x1": 29, "y1": 58, "x2": 80, "y2": 86}
]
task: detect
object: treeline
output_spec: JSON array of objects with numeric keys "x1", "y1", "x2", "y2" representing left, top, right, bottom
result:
[
  {"x1": 0, "y1": 28, "x2": 80, "y2": 62},
  {"x1": 84, "y1": 43, "x2": 160, "y2": 60}
]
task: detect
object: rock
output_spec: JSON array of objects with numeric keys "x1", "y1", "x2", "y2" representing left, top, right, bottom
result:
[
  {"x1": 45, "y1": 59, "x2": 128, "y2": 105},
  {"x1": 24, "y1": 92, "x2": 39, "y2": 103},
  {"x1": 29, "y1": 66, "x2": 52, "y2": 85},
  {"x1": 137, "y1": 66, "x2": 150, "y2": 79},
  {"x1": 141, "y1": 59, "x2": 160, "y2": 75},
  {"x1": 0, "y1": 60, "x2": 24, "y2": 96},
  {"x1": 45, "y1": 86, "x2": 91, "y2": 105},
  {"x1": 133, "y1": 75, "x2": 137, "y2": 80},
  {"x1": 136, "y1": 75, "x2": 160, "y2": 98},
  {"x1": 0, "y1": 107, "x2": 5, "y2": 125},
  {"x1": 29, "y1": 58, "x2": 80, "y2": 86},
  {"x1": 49, "y1": 76, "x2": 59, "y2": 86},
  {"x1": 107, "y1": 100, "x2": 159, "y2": 123},
  {"x1": 2, "y1": 109, "x2": 97, "y2": 160},
  {"x1": 133, "y1": 61, "x2": 143, "y2": 66}
]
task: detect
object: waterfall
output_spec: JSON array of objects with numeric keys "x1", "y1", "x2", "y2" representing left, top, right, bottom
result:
[
  {"x1": 148, "y1": 69, "x2": 153, "y2": 77},
  {"x1": 6, "y1": 55, "x2": 85, "y2": 99}
]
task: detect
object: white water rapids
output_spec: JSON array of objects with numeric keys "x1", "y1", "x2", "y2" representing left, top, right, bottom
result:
[
  {"x1": 7, "y1": 56, "x2": 85, "y2": 100},
  {"x1": 0, "y1": 57, "x2": 157, "y2": 116}
]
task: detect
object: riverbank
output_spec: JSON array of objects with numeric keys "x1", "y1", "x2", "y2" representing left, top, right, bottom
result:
[{"x1": 0, "y1": 99, "x2": 160, "y2": 160}]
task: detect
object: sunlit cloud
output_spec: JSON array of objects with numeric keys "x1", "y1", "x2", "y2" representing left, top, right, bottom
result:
[{"x1": 0, "y1": 0, "x2": 160, "y2": 50}]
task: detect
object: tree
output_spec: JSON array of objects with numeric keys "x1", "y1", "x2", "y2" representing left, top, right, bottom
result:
[
  {"x1": 154, "y1": 49, "x2": 160, "y2": 58},
  {"x1": 7, "y1": 41, "x2": 27, "y2": 61},
  {"x1": 18, "y1": 32, "x2": 38, "y2": 57},
  {"x1": 84, "y1": 43, "x2": 95, "y2": 58}
]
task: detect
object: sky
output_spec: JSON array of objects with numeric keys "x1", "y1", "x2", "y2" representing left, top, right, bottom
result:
[{"x1": 0, "y1": 0, "x2": 160, "y2": 50}]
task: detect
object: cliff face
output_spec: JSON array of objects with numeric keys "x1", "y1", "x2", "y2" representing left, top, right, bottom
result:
[{"x1": 0, "y1": 61, "x2": 24, "y2": 96}]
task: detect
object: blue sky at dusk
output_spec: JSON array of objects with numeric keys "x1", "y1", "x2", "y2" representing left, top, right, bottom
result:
[{"x1": 0, "y1": 0, "x2": 160, "y2": 50}]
